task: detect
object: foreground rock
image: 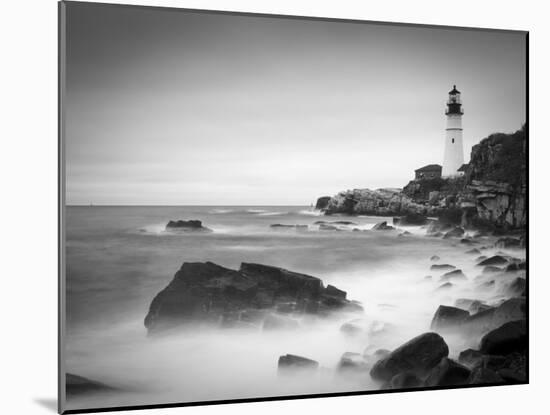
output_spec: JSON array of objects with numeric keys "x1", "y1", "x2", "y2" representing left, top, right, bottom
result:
[
  {"x1": 479, "y1": 320, "x2": 527, "y2": 355},
  {"x1": 278, "y1": 354, "x2": 319, "y2": 373},
  {"x1": 430, "y1": 306, "x2": 469, "y2": 331},
  {"x1": 370, "y1": 332, "x2": 449, "y2": 381},
  {"x1": 424, "y1": 358, "x2": 471, "y2": 387},
  {"x1": 66, "y1": 373, "x2": 116, "y2": 397},
  {"x1": 144, "y1": 262, "x2": 362, "y2": 334},
  {"x1": 165, "y1": 219, "x2": 211, "y2": 232}
]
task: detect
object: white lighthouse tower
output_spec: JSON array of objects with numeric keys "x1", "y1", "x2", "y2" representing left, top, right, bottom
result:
[{"x1": 442, "y1": 85, "x2": 465, "y2": 177}]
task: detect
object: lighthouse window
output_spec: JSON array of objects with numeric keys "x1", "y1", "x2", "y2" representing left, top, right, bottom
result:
[{"x1": 452, "y1": 138, "x2": 455, "y2": 143}]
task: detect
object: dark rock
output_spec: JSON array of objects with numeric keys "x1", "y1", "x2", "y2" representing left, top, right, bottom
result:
[
  {"x1": 372, "y1": 221, "x2": 394, "y2": 231},
  {"x1": 315, "y1": 196, "x2": 331, "y2": 210},
  {"x1": 505, "y1": 262, "x2": 526, "y2": 272},
  {"x1": 430, "y1": 305, "x2": 469, "y2": 331},
  {"x1": 465, "y1": 248, "x2": 481, "y2": 255},
  {"x1": 144, "y1": 262, "x2": 360, "y2": 334},
  {"x1": 430, "y1": 264, "x2": 456, "y2": 271},
  {"x1": 479, "y1": 320, "x2": 527, "y2": 355},
  {"x1": 495, "y1": 237, "x2": 522, "y2": 249},
  {"x1": 389, "y1": 372, "x2": 422, "y2": 389},
  {"x1": 66, "y1": 373, "x2": 116, "y2": 397},
  {"x1": 165, "y1": 219, "x2": 211, "y2": 232},
  {"x1": 425, "y1": 358, "x2": 471, "y2": 387},
  {"x1": 460, "y1": 238, "x2": 476, "y2": 245},
  {"x1": 468, "y1": 367, "x2": 505, "y2": 384},
  {"x1": 278, "y1": 354, "x2": 319, "y2": 372},
  {"x1": 443, "y1": 227, "x2": 465, "y2": 239},
  {"x1": 430, "y1": 255, "x2": 440, "y2": 261},
  {"x1": 478, "y1": 255, "x2": 508, "y2": 266},
  {"x1": 440, "y1": 269, "x2": 467, "y2": 282},
  {"x1": 369, "y1": 332, "x2": 449, "y2": 381},
  {"x1": 314, "y1": 220, "x2": 357, "y2": 225},
  {"x1": 491, "y1": 298, "x2": 526, "y2": 328},
  {"x1": 270, "y1": 224, "x2": 308, "y2": 231}
]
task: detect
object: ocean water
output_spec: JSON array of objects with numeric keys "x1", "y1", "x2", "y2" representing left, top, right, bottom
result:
[{"x1": 64, "y1": 206, "x2": 524, "y2": 410}]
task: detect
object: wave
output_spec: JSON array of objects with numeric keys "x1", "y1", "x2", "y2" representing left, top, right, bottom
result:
[{"x1": 297, "y1": 209, "x2": 323, "y2": 216}]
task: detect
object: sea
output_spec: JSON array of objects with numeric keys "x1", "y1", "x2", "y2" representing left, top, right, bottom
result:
[{"x1": 64, "y1": 205, "x2": 523, "y2": 410}]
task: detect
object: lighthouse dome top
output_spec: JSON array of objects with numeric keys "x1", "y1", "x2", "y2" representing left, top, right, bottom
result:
[{"x1": 449, "y1": 85, "x2": 461, "y2": 95}]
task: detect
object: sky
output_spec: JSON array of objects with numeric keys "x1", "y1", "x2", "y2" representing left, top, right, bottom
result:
[{"x1": 64, "y1": 3, "x2": 527, "y2": 205}]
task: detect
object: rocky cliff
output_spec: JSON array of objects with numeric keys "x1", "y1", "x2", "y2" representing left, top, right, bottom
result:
[{"x1": 321, "y1": 125, "x2": 527, "y2": 231}]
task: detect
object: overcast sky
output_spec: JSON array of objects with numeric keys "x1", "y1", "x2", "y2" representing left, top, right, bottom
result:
[{"x1": 64, "y1": 3, "x2": 526, "y2": 205}]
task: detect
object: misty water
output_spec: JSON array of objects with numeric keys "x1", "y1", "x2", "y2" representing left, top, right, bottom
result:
[{"x1": 64, "y1": 206, "x2": 524, "y2": 410}]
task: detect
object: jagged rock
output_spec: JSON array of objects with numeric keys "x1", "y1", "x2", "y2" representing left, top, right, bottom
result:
[
  {"x1": 369, "y1": 333, "x2": 449, "y2": 381},
  {"x1": 440, "y1": 269, "x2": 467, "y2": 282},
  {"x1": 443, "y1": 227, "x2": 465, "y2": 239},
  {"x1": 430, "y1": 255, "x2": 440, "y2": 261},
  {"x1": 372, "y1": 221, "x2": 394, "y2": 231},
  {"x1": 424, "y1": 358, "x2": 471, "y2": 387},
  {"x1": 66, "y1": 373, "x2": 116, "y2": 397},
  {"x1": 315, "y1": 196, "x2": 331, "y2": 210},
  {"x1": 430, "y1": 264, "x2": 455, "y2": 271},
  {"x1": 144, "y1": 262, "x2": 361, "y2": 334},
  {"x1": 165, "y1": 219, "x2": 211, "y2": 232},
  {"x1": 478, "y1": 255, "x2": 508, "y2": 266},
  {"x1": 480, "y1": 320, "x2": 527, "y2": 355},
  {"x1": 430, "y1": 305, "x2": 469, "y2": 330},
  {"x1": 278, "y1": 354, "x2": 319, "y2": 372}
]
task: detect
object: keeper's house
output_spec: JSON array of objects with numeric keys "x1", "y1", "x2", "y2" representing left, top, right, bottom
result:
[{"x1": 415, "y1": 164, "x2": 442, "y2": 180}]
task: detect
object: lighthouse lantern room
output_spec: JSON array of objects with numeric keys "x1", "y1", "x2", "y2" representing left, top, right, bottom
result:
[{"x1": 442, "y1": 85, "x2": 465, "y2": 177}]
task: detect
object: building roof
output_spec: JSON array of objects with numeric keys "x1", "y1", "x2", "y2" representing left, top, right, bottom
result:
[
  {"x1": 415, "y1": 164, "x2": 442, "y2": 173},
  {"x1": 457, "y1": 163, "x2": 469, "y2": 172},
  {"x1": 449, "y1": 85, "x2": 460, "y2": 95}
]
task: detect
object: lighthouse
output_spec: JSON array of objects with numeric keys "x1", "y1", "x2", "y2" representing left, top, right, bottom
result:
[{"x1": 442, "y1": 85, "x2": 465, "y2": 177}]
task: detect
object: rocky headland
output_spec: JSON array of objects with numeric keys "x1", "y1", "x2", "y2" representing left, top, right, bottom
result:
[{"x1": 318, "y1": 126, "x2": 526, "y2": 234}]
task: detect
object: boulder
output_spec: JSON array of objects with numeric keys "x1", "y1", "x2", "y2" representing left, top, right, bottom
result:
[
  {"x1": 491, "y1": 298, "x2": 526, "y2": 328},
  {"x1": 440, "y1": 269, "x2": 467, "y2": 282},
  {"x1": 430, "y1": 264, "x2": 456, "y2": 271},
  {"x1": 505, "y1": 262, "x2": 526, "y2": 272},
  {"x1": 436, "y1": 282, "x2": 453, "y2": 291},
  {"x1": 372, "y1": 221, "x2": 394, "y2": 231},
  {"x1": 443, "y1": 227, "x2": 465, "y2": 239},
  {"x1": 476, "y1": 255, "x2": 488, "y2": 262},
  {"x1": 144, "y1": 262, "x2": 360, "y2": 334},
  {"x1": 66, "y1": 373, "x2": 115, "y2": 397},
  {"x1": 424, "y1": 358, "x2": 471, "y2": 387},
  {"x1": 369, "y1": 332, "x2": 449, "y2": 381},
  {"x1": 454, "y1": 298, "x2": 488, "y2": 314},
  {"x1": 465, "y1": 248, "x2": 481, "y2": 255},
  {"x1": 326, "y1": 284, "x2": 347, "y2": 299},
  {"x1": 315, "y1": 196, "x2": 331, "y2": 210},
  {"x1": 479, "y1": 320, "x2": 527, "y2": 355},
  {"x1": 430, "y1": 305, "x2": 469, "y2": 331},
  {"x1": 430, "y1": 255, "x2": 440, "y2": 261},
  {"x1": 389, "y1": 372, "x2": 422, "y2": 389},
  {"x1": 165, "y1": 219, "x2": 211, "y2": 232},
  {"x1": 482, "y1": 265, "x2": 503, "y2": 274},
  {"x1": 478, "y1": 255, "x2": 508, "y2": 266},
  {"x1": 278, "y1": 354, "x2": 319, "y2": 372}
]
